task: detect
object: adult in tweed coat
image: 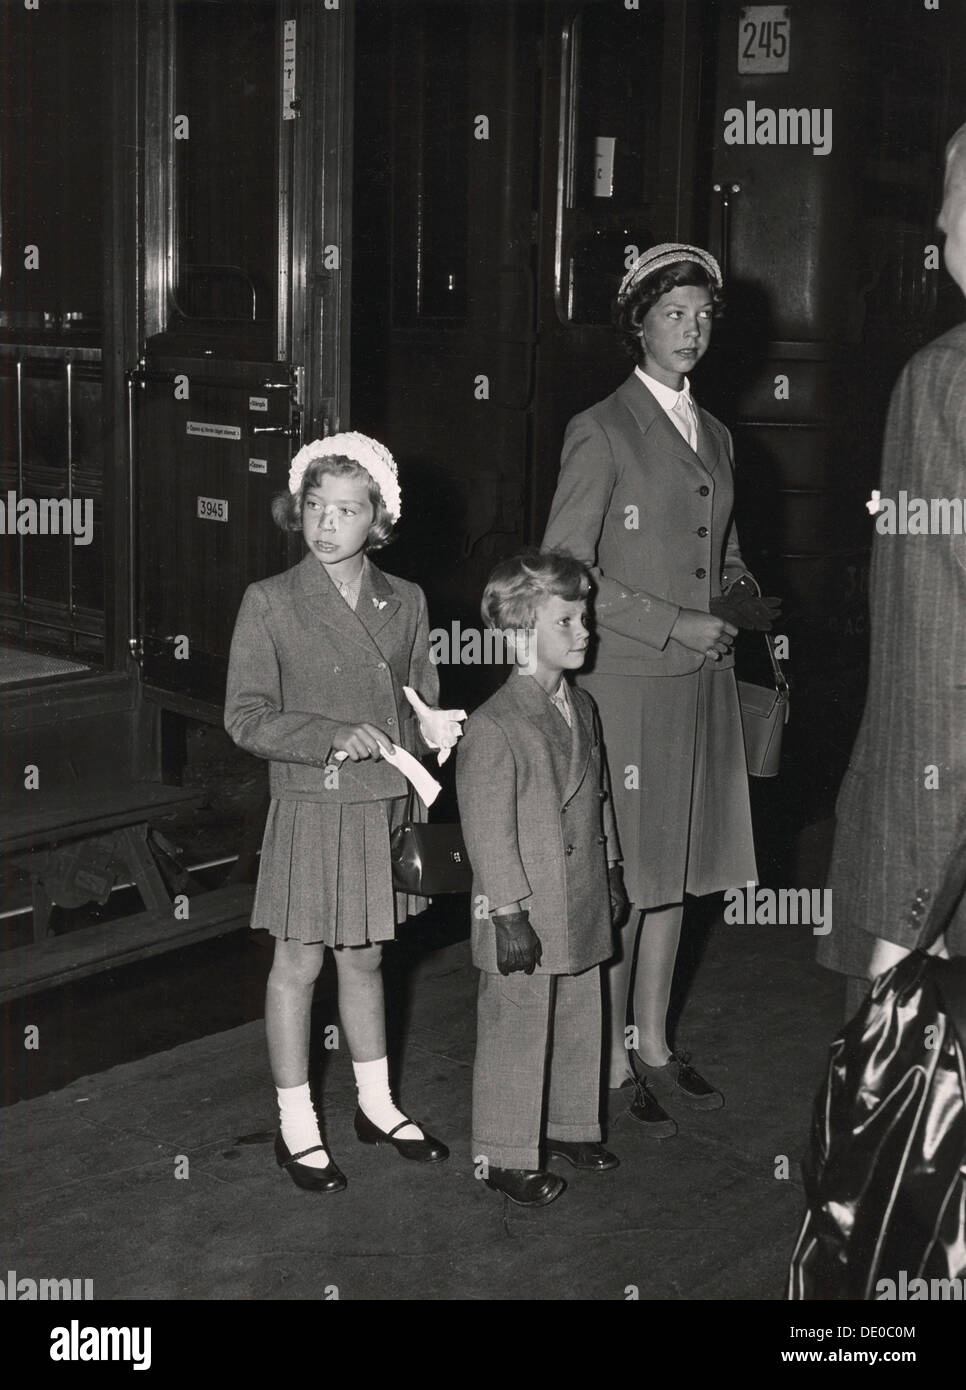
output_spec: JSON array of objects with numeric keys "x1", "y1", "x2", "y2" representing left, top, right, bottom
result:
[{"x1": 819, "y1": 124, "x2": 966, "y2": 1003}]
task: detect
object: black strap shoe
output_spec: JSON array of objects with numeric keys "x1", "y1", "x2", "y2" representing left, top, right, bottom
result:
[
  {"x1": 483, "y1": 1166, "x2": 566, "y2": 1206},
  {"x1": 354, "y1": 1107, "x2": 449, "y2": 1163},
  {"x1": 546, "y1": 1139, "x2": 619, "y2": 1171},
  {"x1": 620, "y1": 1077, "x2": 678, "y2": 1138},
  {"x1": 274, "y1": 1130, "x2": 347, "y2": 1192}
]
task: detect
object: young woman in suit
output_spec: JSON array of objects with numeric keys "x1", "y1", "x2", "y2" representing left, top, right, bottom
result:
[
  {"x1": 225, "y1": 434, "x2": 459, "y2": 1190},
  {"x1": 542, "y1": 244, "x2": 777, "y2": 1133}
]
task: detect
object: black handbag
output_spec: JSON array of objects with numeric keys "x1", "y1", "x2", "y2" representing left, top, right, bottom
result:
[
  {"x1": 787, "y1": 815, "x2": 966, "y2": 1300},
  {"x1": 389, "y1": 761, "x2": 472, "y2": 896}
]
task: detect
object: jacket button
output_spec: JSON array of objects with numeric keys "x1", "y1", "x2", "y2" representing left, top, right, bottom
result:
[
  {"x1": 699, "y1": 485, "x2": 710, "y2": 497},
  {"x1": 561, "y1": 806, "x2": 567, "y2": 815},
  {"x1": 565, "y1": 844, "x2": 575, "y2": 855},
  {"x1": 333, "y1": 665, "x2": 341, "y2": 673},
  {"x1": 387, "y1": 716, "x2": 395, "y2": 727},
  {"x1": 697, "y1": 526, "x2": 708, "y2": 538},
  {"x1": 377, "y1": 662, "x2": 387, "y2": 670},
  {"x1": 695, "y1": 568, "x2": 707, "y2": 579},
  {"x1": 597, "y1": 835, "x2": 606, "y2": 845}
]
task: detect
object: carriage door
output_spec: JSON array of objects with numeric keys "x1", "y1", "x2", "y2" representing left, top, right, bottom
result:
[{"x1": 133, "y1": 0, "x2": 349, "y2": 710}]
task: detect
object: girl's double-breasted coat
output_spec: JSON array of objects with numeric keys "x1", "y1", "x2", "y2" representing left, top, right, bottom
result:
[
  {"x1": 224, "y1": 552, "x2": 439, "y2": 945},
  {"x1": 225, "y1": 551, "x2": 438, "y2": 803}
]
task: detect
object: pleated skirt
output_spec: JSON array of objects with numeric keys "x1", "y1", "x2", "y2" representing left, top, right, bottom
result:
[
  {"x1": 580, "y1": 663, "x2": 757, "y2": 909},
  {"x1": 251, "y1": 795, "x2": 416, "y2": 946}
]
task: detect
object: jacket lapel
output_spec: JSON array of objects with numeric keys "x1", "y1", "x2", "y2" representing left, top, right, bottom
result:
[
  {"x1": 618, "y1": 374, "x2": 715, "y2": 478},
  {"x1": 563, "y1": 690, "x2": 593, "y2": 806},
  {"x1": 693, "y1": 404, "x2": 720, "y2": 476},
  {"x1": 353, "y1": 561, "x2": 402, "y2": 643},
  {"x1": 295, "y1": 552, "x2": 395, "y2": 658},
  {"x1": 504, "y1": 673, "x2": 573, "y2": 768}
]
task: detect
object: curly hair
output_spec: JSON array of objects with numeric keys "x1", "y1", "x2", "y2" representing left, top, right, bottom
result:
[
  {"x1": 271, "y1": 456, "x2": 396, "y2": 550},
  {"x1": 481, "y1": 547, "x2": 591, "y2": 631},
  {"x1": 614, "y1": 261, "x2": 725, "y2": 363}
]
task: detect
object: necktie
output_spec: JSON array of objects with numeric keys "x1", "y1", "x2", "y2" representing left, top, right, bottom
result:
[{"x1": 671, "y1": 392, "x2": 698, "y2": 452}]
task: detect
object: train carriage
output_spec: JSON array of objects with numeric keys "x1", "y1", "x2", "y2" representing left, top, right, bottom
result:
[{"x1": 1, "y1": 0, "x2": 965, "y2": 981}]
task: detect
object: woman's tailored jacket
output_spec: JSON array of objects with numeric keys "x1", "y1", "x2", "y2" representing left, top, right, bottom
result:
[
  {"x1": 224, "y1": 553, "x2": 438, "y2": 803},
  {"x1": 456, "y1": 674, "x2": 621, "y2": 976},
  {"x1": 542, "y1": 373, "x2": 750, "y2": 677}
]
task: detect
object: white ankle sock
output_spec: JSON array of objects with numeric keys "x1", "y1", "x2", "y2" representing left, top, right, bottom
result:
[
  {"x1": 353, "y1": 1057, "x2": 422, "y2": 1140},
  {"x1": 277, "y1": 1082, "x2": 331, "y2": 1169}
]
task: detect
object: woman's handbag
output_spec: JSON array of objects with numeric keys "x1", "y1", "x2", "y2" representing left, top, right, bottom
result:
[
  {"x1": 787, "y1": 815, "x2": 966, "y2": 1300},
  {"x1": 389, "y1": 762, "x2": 472, "y2": 896},
  {"x1": 737, "y1": 633, "x2": 789, "y2": 778}
]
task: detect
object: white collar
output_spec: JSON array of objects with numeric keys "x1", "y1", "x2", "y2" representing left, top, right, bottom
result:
[{"x1": 634, "y1": 366, "x2": 694, "y2": 413}]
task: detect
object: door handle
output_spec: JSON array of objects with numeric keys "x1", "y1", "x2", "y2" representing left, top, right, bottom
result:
[{"x1": 251, "y1": 423, "x2": 299, "y2": 437}]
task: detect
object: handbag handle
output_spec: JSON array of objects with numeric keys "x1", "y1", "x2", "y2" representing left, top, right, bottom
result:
[
  {"x1": 916, "y1": 804, "x2": 966, "y2": 954},
  {"x1": 729, "y1": 573, "x2": 789, "y2": 699},
  {"x1": 763, "y1": 633, "x2": 790, "y2": 700}
]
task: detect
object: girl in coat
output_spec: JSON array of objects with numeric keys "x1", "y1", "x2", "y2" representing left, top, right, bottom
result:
[
  {"x1": 542, "y1": 244, "x2": 777, "y2": 1131},
  {"x1": 225, "y1": 433, "x2": 460, "y2": 1191}
]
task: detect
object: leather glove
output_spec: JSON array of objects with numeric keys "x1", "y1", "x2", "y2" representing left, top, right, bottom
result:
[
  {"x1": 493, "y1": 910, "x2": 543, "y2": 976},
  {"x1": 709, "y1": 588, "x2": 782, "y2": 632},
  {"x1": 608, "y1": 863, "x2": 630, "y2": 928}
]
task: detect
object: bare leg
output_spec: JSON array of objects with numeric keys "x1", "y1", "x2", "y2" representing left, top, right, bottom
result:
[
  {"x1": 603, "y1": 906, "x2": 643, "y2": 1089},
  {"x1": 265, "y1": 937, "x2": 326, "y2": 1087},
  {"x1": 335, "y1": 944, "x2": 421, "y2": 1140},
  {"x1": 631, "y1": 902, "x2": 684, "y2": 1066},
  {"x1": 333, "y1": 943, "x2": 387, "y2": 1062}
]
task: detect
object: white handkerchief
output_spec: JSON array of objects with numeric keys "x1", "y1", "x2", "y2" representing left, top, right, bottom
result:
[{"x1": 333, "y1": 745, "x2": 442, "y2": 807}]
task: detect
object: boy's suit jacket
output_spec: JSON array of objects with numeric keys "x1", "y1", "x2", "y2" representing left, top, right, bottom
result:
[
  {"x1": 542, "y1": 372, "x2": 751, "y2": 677},
  {"x1": 456, "y1": 673, "x2": 620, "y2": 975},
  {"x1": 224, "y1": 552, "x2": 438, "y2": 803}
]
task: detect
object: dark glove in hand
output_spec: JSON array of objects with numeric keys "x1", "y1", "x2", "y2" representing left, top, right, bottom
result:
[
  {"x1": 608, "y1": 863, "x2": 630, "y2": 928},
  {"x1": 494, "y1": 910, "x2": 543, "y2": 976},
  {"x1": 709, "y1": 593, "x2": 782, "y2": 631}
]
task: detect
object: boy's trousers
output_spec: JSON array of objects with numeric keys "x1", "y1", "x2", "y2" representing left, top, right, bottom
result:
[{"x1": 472, "y1": 964, "x2": 602, "y2": 1171}]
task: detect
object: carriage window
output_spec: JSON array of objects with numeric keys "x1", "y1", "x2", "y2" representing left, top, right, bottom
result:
[
  {"x1": 568, "y1": 2, "x2": 665, "y2": 212},
  {"x1": 559, "y1": 1, "x2": 666, "y2": 325},
  {"x1": 391, "y1": 2, "x2": 470, "y2": 325},
  {"x1": 0, "y1": 0, "x2": 110, "y2": 333},
  {"x1": 170, "y1": 0, "x2": 278, "y2": 325}
]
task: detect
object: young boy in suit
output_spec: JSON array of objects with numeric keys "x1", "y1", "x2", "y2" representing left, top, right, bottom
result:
[{"x1": 456, "y1": 550, "x2": 628, "y2": 1207}]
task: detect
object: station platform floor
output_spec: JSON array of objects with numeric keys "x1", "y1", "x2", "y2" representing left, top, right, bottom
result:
[{"x1": 0, "y1": 888, "x2": 844, "y2": 1304}]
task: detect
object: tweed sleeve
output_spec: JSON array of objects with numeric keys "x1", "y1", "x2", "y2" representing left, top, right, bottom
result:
[
  {"x1": 455, "y1": 712, "x2": 532, "y2": 914},
  {"x1": 224, "y1": 584, "x2": 344, "y2": 765},
  {"x1": 543, "y1": 412, "x2": 680, "y2": 650}
]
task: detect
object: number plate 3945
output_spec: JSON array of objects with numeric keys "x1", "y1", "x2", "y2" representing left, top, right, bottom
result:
[{"x1": 197, "y1": 496, "x2": 228, "y2": 522}]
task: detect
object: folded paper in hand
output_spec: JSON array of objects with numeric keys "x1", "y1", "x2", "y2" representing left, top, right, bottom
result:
[{"x1": 333, "y1": 744, "x2": 442, "y2": 807}]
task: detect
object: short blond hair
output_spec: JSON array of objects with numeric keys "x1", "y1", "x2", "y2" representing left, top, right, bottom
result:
[{"x1": 481, "y1": 548, "x2": 591, "y2": 630}]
